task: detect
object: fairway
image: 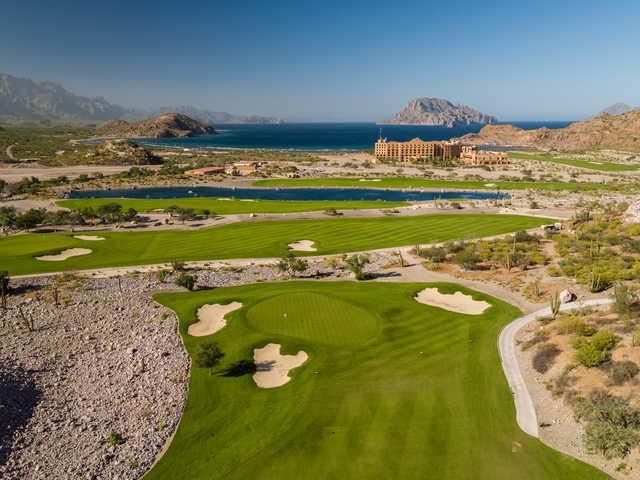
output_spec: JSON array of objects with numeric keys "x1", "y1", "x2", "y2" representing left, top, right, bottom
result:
[
  {"x1": 508, "y1": 151, "x2": 640, "y2": 172},
  {"x1": 253, "y1": 177, "x2": 619, "y2": 192},
  {"x1": 147, "y1": 282, "x2": 607, "y2": 479},
  {"x1": 57, "y1": 197, "x2": 406, "y2": 214},
  {"x1": 1, "y1": 213, "x2": 550, "y2": 276}
]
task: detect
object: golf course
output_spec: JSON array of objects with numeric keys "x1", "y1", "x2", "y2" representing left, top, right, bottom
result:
[
  {"x1": 2, "y1": 213, "x2": 550, "y2": 276},
  {"x1": 57, "y1": 198, "x2": 407, "y2": 215},
  {"x1": 146, "y1": 281, "x2": 607, "y2": 479}
]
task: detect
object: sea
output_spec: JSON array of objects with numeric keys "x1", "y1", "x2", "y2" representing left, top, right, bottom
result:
[{"x1": 137, "y1": 121, "x2": 571, "y2": 152}]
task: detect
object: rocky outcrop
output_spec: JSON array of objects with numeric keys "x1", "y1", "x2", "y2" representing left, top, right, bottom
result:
[
  {"x1": 140, "y1": 106, "x2": 284, "y2": 125},
  {"x1": 92, "y1": 139, "x2": 162, "y2": 165},
  {"x1": 96, "y1": 113, "x2": 216, "y2": 138},
  {"x1": 0, "y1": 73, "x2": 128, "y2": 122},
  {"x1": 455, "y1": 109, "x2": 640, "y2": 152},
  {"x1": 380, "y1": 97, "x2": 497, "y2": 127}
]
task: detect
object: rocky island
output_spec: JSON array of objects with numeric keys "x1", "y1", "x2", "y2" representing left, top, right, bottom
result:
[
  {"x1": 96, "y1": 113, "x2": 216, "y2": 138},
  {"x1": 379, "y1": 97, "x2": 497, "y2": 127}
]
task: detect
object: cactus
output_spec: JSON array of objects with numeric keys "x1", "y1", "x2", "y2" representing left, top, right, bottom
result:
[
  {"x1": 550, "y1": 291, "x2": 561, "y2": 320},
  {"x1": 588, "y1": 272, "x2": 605, "y2": 293}
]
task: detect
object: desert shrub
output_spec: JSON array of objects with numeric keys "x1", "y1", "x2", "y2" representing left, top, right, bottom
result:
[
  {"x1": 419, "y1": 247, "x2": 446, "y2": 263},
  {"x1": 532, "y1": 343, "x2": 561, "y2": 373},
  {"x1": 521, "y1": 330, "x2": 549, "y2": 351},
  {"x1": 515, "y1": 230, "x2": 539, "y2": 243},
  {"x1": 175, "y1": 272, "x2": 196, "y2": 291},
  {"x1": 194, "y1": 341, "x2": 224, "y2": 368},
  {"x1": 601, "y1": 360, "x2": 640, "y2": 385},
  {"x1": 574, "y1": 330, "x2": 619, "y2": 367},
  {"x1": 453, "y1": 249, "x2": 481, "y2": 270},
  {"x1": 556, "y1": 315, "x2": 597, "y2": 336},
  {"x1": 612, "y1": 282, "x2": 636, "y2": 317},
  {"x1": 155, "y1": 269, "x2": 170, "y2": 282},
  {"x1": 633, "y1": 328, "x2": 640, "y2": 347},
  {"x1": 444, "y1": 241, "x2": 466, "y2": 254},
  {"x1": 574, "y1": 391, "x2": 640, "y2": 458},
  {"x1": 107, "y1": 431, "x2": 126, "y2": 446},
  {"x1": 345, "y1": 254, "x2": 370, "y2": 280}
]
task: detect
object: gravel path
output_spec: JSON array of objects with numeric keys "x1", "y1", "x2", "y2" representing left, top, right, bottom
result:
[{"x1": 497, "y1": 298, "x2": 613, "y2": 438}]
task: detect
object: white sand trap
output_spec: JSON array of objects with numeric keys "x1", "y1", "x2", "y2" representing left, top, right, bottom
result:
[
  {"x1": 36, "y1": 248, "x2": 92, "y2": 262},
  {"x1": 73, "y1": 235, "x2": 105, "y2": 241},
  {"x1": 414, "y1": 287, "x2": 491, "y2": 315},
  {"x1": 484, "y1": 183, "x2": 497, "y2": 187},
  {"x1": 187, "y1": 302, "x2": 242, "y2": 337},
  {"x1": 360, "y1": 178, "x2": 382, "y2": 182},
  {"x1": 253, "y1": 343, "x2": 308, "y2": 389},
  {"x1": 288, "y1": 240, "x2": 317, "y2": 252}
]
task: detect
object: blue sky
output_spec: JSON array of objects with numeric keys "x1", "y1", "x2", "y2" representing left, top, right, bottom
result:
[{"x1": 1, "y1": 0, "x2": 639, "y2": 121}]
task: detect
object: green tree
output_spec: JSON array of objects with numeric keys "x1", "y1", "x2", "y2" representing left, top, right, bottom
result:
[
  {"x1": 195, "y1": 341, "x2": 224, "y2": 368},
  {"x1": 175, "y1": 272, "x2": 196, "y2": 291}
]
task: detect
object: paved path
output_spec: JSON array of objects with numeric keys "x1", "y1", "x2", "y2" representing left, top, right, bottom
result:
[{"x1": 498, "y1": 298, "x2": 613, "y2": 438}]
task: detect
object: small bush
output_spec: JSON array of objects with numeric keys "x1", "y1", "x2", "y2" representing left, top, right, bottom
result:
[
  {"x1": 194, "y1": 341, "x2": 224, "y2": 368},
  {"x1": 574, "y1": 391, "x2": 640, "y2": 458},
  {"x1": 453, "y1": 249, "x2": 481, "y2": 270},
  {"x1": 574, "y1": 330, "x2": 619, "y2": 367},
  {"x1": 556, "y1": 315, "x2": 597, "y2": 336},
  {"x1": 532, "y1": 343, "x2": 561, "y2": 373},
  {"x1": 419, "y1": 247, "x2": 446, "y2": 263},
  {"x1": 521, "y1": 330, "x2": 549, "y2": 351},
  {"x1": 602, "y1": 361, "x2": 639, "y2": 385},
  {"x1": 175, "y1": 272, "x2": 196, "y2": 291},
  {"x1": 107, "y1": 431, "x2": 126, "y2": 446}
]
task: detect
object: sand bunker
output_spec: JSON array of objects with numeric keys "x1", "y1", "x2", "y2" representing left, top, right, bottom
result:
[
  {"x1": 414, "y1": 287, "x2": 490, "y2": 315},
  {"x1": 36, "y1": 248, "x2": 92, "y2": 262},
  {"x1": 187, "y1": 302, "x2": 242, "y2": 337},
  {"x1": 288, "y1": 240, "x2": 317, "y2": 252},
  {"x1": 253, "y1": 343, "x2": 308, "y2": 388},
  {"x1": 359, "y1": 178, "x2": 382, "y2": 182},
  {"x1": 73, "y1": 235, "x2": 105, "y2": 241}
]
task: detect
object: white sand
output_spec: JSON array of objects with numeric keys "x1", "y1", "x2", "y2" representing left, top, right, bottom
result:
[
  {"x1": 73, "y1": 235, "x2": 105, "y2": 241},
  {"x1": 187, "y1": 302, "x2": 243, "y2": 337},
  {"x1": 253, "y1": 343, "x2": 308, "y2": 388},
  {"x1": 288, "y1": 240, "x2": 317, "y2": 252},
  {"x1": 359, "y1": 178, "x2": 382, "y2": 182},
  {"x1": 36, "y1": 248, "x2": 93, "y2": 262},
  {"x1": 414, "y1": 287, "x2": 491, "y2": 315}
]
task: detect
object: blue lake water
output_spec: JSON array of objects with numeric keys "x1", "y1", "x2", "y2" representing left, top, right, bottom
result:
[
  {"x1": 69, "y1": 187, "x2": 508, "y2": 202},
  {"x1": 137, "y1": 121, "x2": 571, "y2": 152}
]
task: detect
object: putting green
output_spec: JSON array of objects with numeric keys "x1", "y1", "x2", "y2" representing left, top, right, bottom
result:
[
  {"x1": 146, "y1": 282, "x2": 608, "y2": 479},
  {"x1": 2, "y1": 213, "x2": 550, "y2": 276},
  {"x1": 246, "y1": 292, "x2": 380, "y2": 346}
]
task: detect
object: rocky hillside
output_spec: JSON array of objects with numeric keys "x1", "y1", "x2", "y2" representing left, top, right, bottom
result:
[
  {"x1": 0, "y1": 73, "x2": 128, "y2": 122},
  {"x1": 380, "y1": 98, "x2": 497, "y2": 127},
  {"x1": 92, "y1": 139, "x2": 162, "y2": 165},
  {"x1": 141, "y1": 105, "x2": 283, "y2": 124},
  {"x1": 96, "y1": 113, "x2": 216, "y2": 138},
  {"x1": 455, "y1": 110, "x2": 640, "y2": 152}
]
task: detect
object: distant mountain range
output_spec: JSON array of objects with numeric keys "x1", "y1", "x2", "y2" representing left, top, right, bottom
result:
[
  {"x1": 599, "y1": 102, "x2": 636, "y2": 116},
  {"x1": 379, "y1": 97, "x2": 497, "y2": 127},
  {"x1": 0, "y1": 73, "x2": 283, "y2": 124}
]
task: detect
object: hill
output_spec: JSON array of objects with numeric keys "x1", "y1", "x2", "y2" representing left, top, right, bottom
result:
[
  {"x1": 0, "y1": 73, "x2": 128, "y2": 122},
  {"x1": 456, "y1": 110, "x2": 640, "y2": 152},
  {"x1": 140, "y1": 105, "x2": 283, "y2": 124},
  {"x1": 96, "y1": 113, "x2": 216, "y2": 138},
  {"x1": 379, "y1": 97, "x2": 497, "y2": 127}
]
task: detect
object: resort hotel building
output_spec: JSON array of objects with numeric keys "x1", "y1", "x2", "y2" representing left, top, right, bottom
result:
[{"x1": 374, "y1": 138, "x2": 509, "y2": 166}]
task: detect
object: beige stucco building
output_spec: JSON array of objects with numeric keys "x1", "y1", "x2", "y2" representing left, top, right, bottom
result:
[
  {"x1": 374, "y1": 138, "x2": 462, "y2": 162},
  {"x1": 459, "y1": 146, "x2": 509, "y2": 166}
]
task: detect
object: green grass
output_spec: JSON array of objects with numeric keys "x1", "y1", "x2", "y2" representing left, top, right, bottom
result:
[
  {"x1": 57, "y1": 197, "x2": 406, "y2": 214},
  {"x1": 2, "y1": 214, "x2": 551, "y2": 276},
  {"x1": 508, "y1": 152, "x2": 640, "y2": 171},
  {"x1": 146, "y1": 281, "x2": 608, "y2": 479},
  {"x1": 253, "y1": 177, "x2": 619, "y2": 191}
]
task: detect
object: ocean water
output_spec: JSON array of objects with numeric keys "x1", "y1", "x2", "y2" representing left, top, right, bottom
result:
[
  {"x1": 69, "y1": 186, "x2": 508, "y2": 202},
  {"x1": 137, "y1": 121, "x2": 571, "y2": 152}
]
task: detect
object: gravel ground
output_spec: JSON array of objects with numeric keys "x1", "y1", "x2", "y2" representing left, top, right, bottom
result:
[{"x1": 0, "y1": 276, "x2": 188, "y2": 480}]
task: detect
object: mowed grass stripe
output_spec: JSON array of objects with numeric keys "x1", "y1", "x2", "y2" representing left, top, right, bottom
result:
[
  {"x1": 57, "y1": 197, "x2": 407, "y2": 215},
  {"x1": 147, "y1": 282, "x2": 608, "y2": 479},
  {"x1": 1, "y1": 213, "x2": 550, "y2": 275}
]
